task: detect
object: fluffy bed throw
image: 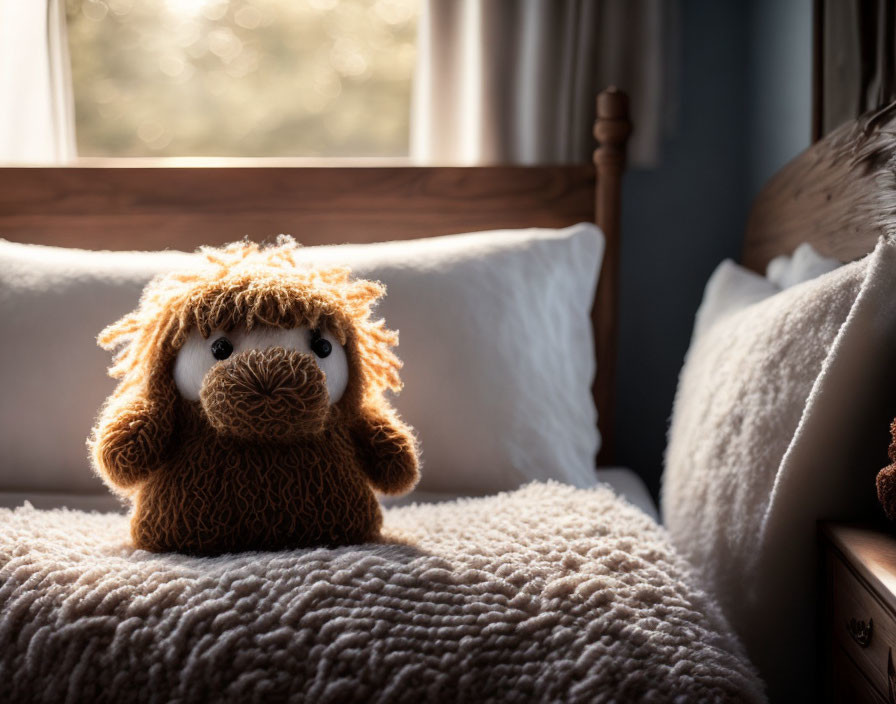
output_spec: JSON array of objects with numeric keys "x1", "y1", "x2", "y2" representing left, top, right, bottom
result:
[{"x1": 0, "y1": 482, "x2": 764, "y2": 703}]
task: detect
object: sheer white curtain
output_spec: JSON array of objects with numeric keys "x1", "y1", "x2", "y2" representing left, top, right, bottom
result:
[
  {"x1": 0, "y1": 0, "x2": 76, "y2": 163},
  {"x1": 411, "y1": 0, "x2": 677, "y2": 167}
]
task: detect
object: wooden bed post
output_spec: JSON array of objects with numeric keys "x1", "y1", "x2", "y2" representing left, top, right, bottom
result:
[{"x1": 593, "y1": 87, "x2": 631, "y2": 465}]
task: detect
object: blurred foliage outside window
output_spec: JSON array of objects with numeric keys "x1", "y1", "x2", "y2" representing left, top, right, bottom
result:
[{"x1": 65, "y1": 0, "x2": 418, "y2": 157}]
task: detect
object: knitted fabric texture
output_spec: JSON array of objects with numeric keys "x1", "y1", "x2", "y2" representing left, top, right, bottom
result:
[
  {"x1": 0, "y1": 482, "x2": 766, "y2": 703},
  {"x1": 89, "y1": 238, "x2": 419, "y2": 554}
]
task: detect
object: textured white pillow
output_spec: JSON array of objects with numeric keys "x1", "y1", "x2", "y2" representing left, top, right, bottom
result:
[
  {"x1": 662, "y1": 237, "x2": 896, "y2": 701},
  {"x1": 0, "y1": 224, "x2": 603, "y2": 496},
  {"x1": 694, "y1": 244, "x2": 842, "y2": 344},
  {"x1": 766, "y1": 242, "x2": 842, "y2": 289},
  {"x1": 691, "y1": 259, "x2": 779, "y2": 339}
]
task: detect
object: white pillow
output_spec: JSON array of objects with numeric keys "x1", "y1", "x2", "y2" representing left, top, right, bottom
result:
[
  {"x1": 662, "y1": 237, "x2": 896, "y2": 701},
  {"x1": 692, "y1": 259, "x2": 779, "y2": 339},
  {"x1": 766, "y1": 242, "x2": 842, "y2": 289},
  {"x1": 0, "y1": 224, "x2": 603, "y2": 496},
  {"x1": 696, "y1": 244, "x2": 843, "y2": 343}
]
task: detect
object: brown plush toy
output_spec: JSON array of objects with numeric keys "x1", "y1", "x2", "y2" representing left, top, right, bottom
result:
[
  {"x1": 89, "y1": 237, "x2": 419, "y2": 554},
  {"x1": 877, "y1": 418, "x2": 896, "y2": 521}
]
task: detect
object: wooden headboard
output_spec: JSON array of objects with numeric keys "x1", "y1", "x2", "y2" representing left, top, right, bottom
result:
[
  {"x1": 743, "y1": 101, "x2": 896, "y2": 271},
  {"x1": 0, "y1": 88, "x2": 632, "y2": 465}
]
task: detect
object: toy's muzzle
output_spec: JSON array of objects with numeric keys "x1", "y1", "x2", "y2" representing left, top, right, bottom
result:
[{"x1": 199, "y1": 347, "x2": 330, "y2": 441}]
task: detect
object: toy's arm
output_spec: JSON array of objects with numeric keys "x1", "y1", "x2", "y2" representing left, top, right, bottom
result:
[
  {"x1": 90, "y1": 377, "x2": 176, "y2": 489},
  {"x1": 878, "y1": 418, "x2": 896, "y2": 521},
  {"x1": 351, "y1": 407, "x2": 420, "y2": 495},
  {"x1": 878, "y1": 463, "x2": 896, "y2": 521}
]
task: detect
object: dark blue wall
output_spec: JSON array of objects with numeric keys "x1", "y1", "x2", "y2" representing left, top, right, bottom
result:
[
  {"x1": 614, "y1": 0, "x2": 812, "y2": 499},
  {"x1": 748, "y1": 0, "x2": 813, "y2": 197}
]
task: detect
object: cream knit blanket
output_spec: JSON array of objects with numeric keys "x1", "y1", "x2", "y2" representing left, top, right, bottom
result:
[{"x1": 0, "y1": 482, "x2": 764, "y2": 703}]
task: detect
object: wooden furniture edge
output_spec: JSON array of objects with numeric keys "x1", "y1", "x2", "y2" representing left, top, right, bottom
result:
[
  {"x1": 812, "y1": 0, "x2": 824, "y2": 143},
  {"x1": 593, "y1": 87, "x2": 631, "y2": 465},
  {"x1": 821, "y1": 523, "x2": 896, "y2": 619},
  {"x1": 743, "y1": 102, "x2": 896, "y2": 272}
]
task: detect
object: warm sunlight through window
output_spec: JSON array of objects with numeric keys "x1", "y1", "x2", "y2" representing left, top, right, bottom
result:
[{"x1": 65, "y1": 0, "x2": 418, "y2": 157}]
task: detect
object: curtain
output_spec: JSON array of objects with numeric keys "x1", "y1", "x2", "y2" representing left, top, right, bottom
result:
[
  {"x1": 411, "y1": 0, "x2": 677, "y2": 167},
  {"x1": 819, "y1": 0, "x2": 896, "y2": 138},
  {"x1": 0, "y1": 0, "x2": 76, "y2": 163}
]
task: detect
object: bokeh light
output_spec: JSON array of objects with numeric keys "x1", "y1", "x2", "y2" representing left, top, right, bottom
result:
[{"x1": 65, "y1": 0, "x2": 419, "y2": 157}]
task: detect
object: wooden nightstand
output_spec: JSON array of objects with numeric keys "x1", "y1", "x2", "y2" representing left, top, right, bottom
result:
[{"x1": 821, "y1": 523, "x2": 896, "y2": 703}]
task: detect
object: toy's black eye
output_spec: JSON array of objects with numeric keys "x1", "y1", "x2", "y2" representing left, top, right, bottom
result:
[
  {"x1": 310, "y1": 329, "x2": 332, "y2": 359},
  {"x1": 210, "y1": 337, "x2": 234, "y2": 361}
]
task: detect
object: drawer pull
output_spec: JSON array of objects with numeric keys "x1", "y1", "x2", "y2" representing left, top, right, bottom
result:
[{"x1": 847, "y1": 617, "x2": 873, "y2": 648}]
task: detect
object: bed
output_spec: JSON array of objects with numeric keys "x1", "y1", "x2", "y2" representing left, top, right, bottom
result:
[{"x1": 0, "y1": 89, "x2": 767, "y2": 703}]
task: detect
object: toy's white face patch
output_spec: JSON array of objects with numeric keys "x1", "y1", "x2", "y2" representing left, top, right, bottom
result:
[{"x1": 173, "y1": 325, "x2": 349, "y2": 404}]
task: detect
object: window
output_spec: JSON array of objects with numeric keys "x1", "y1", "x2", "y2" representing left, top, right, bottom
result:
[{"x1": 64, "y1": 0, "x2": 418, "y2": 157}]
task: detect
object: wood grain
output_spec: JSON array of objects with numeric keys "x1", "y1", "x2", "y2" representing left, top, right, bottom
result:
[
  {"x1": 829, "y1": 639, "x2": 888, "y2": 704},
  {"x1": 823, "y1": 524, "x2": 896, "y2": 621},
  {"x1": 0, "y1": 166, "x2": 595, "y2": 251},
  {"x1": 743, "y1": 102, "x2": 896, "y2": 272},
  {"x1": 829, "y1": 551, "x2": 896, "y2": 700},
  {"x1": 821, "y1": 524, "x2": 896, "y2": 702}
]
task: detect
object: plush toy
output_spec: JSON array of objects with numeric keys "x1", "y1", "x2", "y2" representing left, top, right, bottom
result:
[
  {"x1": 877, "y1": 418, "x2": 896, "y2": 521},
  {"x1": 90, "y1": 238, "x2": 420, "y2": 554}
]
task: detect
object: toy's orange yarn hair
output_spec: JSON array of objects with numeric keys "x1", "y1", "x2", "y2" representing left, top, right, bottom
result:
[{"x1": 98, "y1": 236, "x2": 402, "y2": 404}]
